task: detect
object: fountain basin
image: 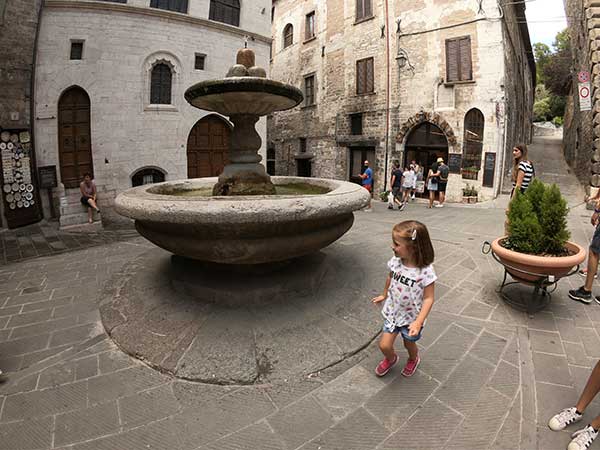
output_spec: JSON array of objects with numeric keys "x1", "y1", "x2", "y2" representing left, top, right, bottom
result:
[{"x1": 115, "y1": 176, "x2": 370, "y2": 264}]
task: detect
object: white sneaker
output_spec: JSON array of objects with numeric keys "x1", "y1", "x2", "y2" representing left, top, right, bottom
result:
[
  {"x1": 569, "y1": 425, "x2": 599, "y2": 450},
  {"x1": 434, "y1": 204, "x2": 444, "y2": 208},
  {"x1": 549, "y1": 407, "x2": 583, "y2": 431}
]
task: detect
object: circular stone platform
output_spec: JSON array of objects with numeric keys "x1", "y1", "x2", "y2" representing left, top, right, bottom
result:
[{"x1": 99, "y1": 247, "x2": 381, "y2": 385}]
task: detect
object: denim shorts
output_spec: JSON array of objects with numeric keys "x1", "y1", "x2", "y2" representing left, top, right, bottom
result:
[{"x1": 382, "y1": 324, "x2": 423, "y2": 342}]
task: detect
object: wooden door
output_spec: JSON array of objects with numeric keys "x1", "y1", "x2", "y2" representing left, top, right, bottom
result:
[
  {"x1": 58, "y1": 87, "x2": 93, "y2": 188},
  {"x1": 187, "y1": 115, "x2": 230, "y2": 178}
]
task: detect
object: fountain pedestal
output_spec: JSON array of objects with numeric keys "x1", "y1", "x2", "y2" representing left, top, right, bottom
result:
[{"x1": 212, "y1": 113, "x2": 275, "y2": 195}]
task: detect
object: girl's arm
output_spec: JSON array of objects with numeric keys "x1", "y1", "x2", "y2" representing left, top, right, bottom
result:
[
  {"x1": 372, "y1": 274, "x2": 392, "y2": 303},
  {"x1": 512, "y1": 169, "x2": 526, "y2": 198},
  {"x1": 79, "y1": 183, "x2": 86, "y2": 197},
  {"x1": 408, "y1": 283, "x2": 435, "y2": 335}
]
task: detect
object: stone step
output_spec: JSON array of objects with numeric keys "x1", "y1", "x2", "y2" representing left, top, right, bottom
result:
[{"x1": 59, "y1": 212, "x2": 93, "y2": 228}]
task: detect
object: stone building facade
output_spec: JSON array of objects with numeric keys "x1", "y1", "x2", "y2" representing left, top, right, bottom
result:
[
  {"x1": 563, "y1": 0, "x2": 597, "y2": 197},
  {"x1": 0, "y1": 0, "x2": 44, "y2": 229},
  {"x1": 30, "y1": 0, "x2": 270, "y2": 227},
  {"x1": 269, "y1": 0, "x2": 535, "y2": 202}
]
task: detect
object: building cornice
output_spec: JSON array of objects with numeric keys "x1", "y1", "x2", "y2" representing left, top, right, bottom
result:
[{"x1": 43, "y1": 0, "x2": 271, "y2": 44}]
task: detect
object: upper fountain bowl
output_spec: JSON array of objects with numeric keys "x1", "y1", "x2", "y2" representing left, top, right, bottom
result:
[{"x1": 185, "y1": 77, "x2": 303, "y2": 116}]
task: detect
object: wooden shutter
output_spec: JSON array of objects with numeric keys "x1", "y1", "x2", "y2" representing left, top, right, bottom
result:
[
  {"x1": 459, "y1": 37, "x2": 472, "y2": 81},
  {"x1": 364, "y1": 0, "x2": 372, "y2": 18},
  {"x1": 356, "y1": 58, "x2": 373, "y2": 94},
  {"x1": 366, "y1": 58, "x2": 374, "y2": 93},
  {"x1": 284, "y1": 25, "x2": 293, "y2": 48},
  {"x1": 305, "y1": 76, "x2": 314, "y2": 105},
  {"x1": 446, "y1": 39, "x2": 459, "y2": 82},
  {"x1": 306, "y1": 12, "x2": 315, "y2": 40}
]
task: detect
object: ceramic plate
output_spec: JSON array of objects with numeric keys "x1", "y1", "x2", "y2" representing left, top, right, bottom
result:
[
  {"x1": 8, "y1": 202, "x2": 15, "y2": 209},
  {"x1": 0, "y1": 132, "x2": 9, "y2": 142},
  {"x1": 23, "y1": 200, "x2": 30, "y2": 208},
  {"x1": 16, "y1": 200, "x2": 23, "y2": 208},
  {"x1": 14, "y1": 193, "x2": 21, "y2": 201},
  {"x1": 11, "y1": 183, "x2": 18, "y2": 192},
  {"x1": 24, "y1": 192, "x2": 33, "y2": 200},
  {"x1": 5, "y1": 193, "x2": 13, "y2": 202},
  {"x1": 3, "y1": 184, "x2": 11, "y2": 193},
  {"x1": 26, "y1": 184, "x2": 33, "y2": 192}
]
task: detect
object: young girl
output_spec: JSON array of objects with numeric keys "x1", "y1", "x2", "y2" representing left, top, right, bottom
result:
[
  {"x1": 371, "y1": 220, "x2": 436, "y2": 377},
  {"x1": 511, "y1": 143, "x2": 534, "y2": 198}
]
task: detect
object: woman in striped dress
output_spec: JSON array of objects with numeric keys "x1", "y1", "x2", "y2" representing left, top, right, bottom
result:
[{"x1": 511, "y1": 143, "x2": 534, "y2": 198}]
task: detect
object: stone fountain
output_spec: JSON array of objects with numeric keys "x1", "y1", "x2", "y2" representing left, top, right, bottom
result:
[
  {"x1": 115, "y1": 47, "x2": 369, "y2": 265},
  {"x1": 101, "y1": 48, "x2": 377, "y2": 385}
]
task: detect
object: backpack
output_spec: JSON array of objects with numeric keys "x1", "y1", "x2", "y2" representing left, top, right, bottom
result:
[{"x1": 439, "y1": 164, "x2": 449, "y2": 182}]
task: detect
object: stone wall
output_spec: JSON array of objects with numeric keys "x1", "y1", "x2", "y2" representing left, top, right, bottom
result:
[
  {"x1": 33, "y1": 0, "x2": 271, "y2": 225},
  {"x1": 499, "y1": 0, "x2": 536, "y2": 191},
  {"x1": 563, "y1": 0, "x2": 595, "y2": 193},
  {"x1": 269, "y1": 0, "x2": 534, "y2": 202},
  {"x1": 0, "y1": 0, "x2": 43, "y2": 228}
]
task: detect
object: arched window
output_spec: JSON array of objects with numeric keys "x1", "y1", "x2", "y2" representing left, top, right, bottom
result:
[
  {"x1": 283, "y1": 24, "x2": 293, "y2": 48},
  {"x1": 150, "y1": 63, "x2": 172, "y2": 104},
  {"x1": 462, "y1": 108, "x2": 485, "y2": 171},
  {"x1": 132, "y1": 168, "x2": 165, "y2": 187},
  {"x1": 209, "y1": 0, "x2": 240, "y2": 27}
]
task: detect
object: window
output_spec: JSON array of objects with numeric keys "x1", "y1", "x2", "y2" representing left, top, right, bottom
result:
[
  {"x1": 150, "y1": 63, "x2": 172, "y2": 104},
  {"x1": 283, "y1": 24, "x2": 293, "y2": 48},
  {"x1": 150, "y1": 0, "x2": 188, "y2": 13},
  {"x1": 304, "y1": 75, "x2": 315, "y2": 106},
  {"x1": 266, "y1": 147, "x2": 276, "y2": 175},
  {"x1": 356, "y1": 57, "x2": 374, "y2": 94},
  {"x1": 350, "y1": 113, "x2": 363, "y2": 135},
  {"x1": 300, "y1": 138, "x2": 307, "y2": 153},
  {"x1": 446, "y1": 36, "x2": 472, "y2": 82},
  {"x1": 355, "y1": 0, "x2": 372, "y2": 21},
  {"x1": 209, "y1": 0, "x2": 240, "y2": 27},
  {"x1": 462, "y1": 108, "x2": 484, "y2": 173},
  {"x1": 195, "y1": 54, "x2": 206, "y2": 70},
  {"x1": 305, "y1": 11, "x2": 315, "y2": 40},
  {"x1": 132, "y1": 168, "x2": 165, "y2": 187},
  {"x1": 70, "y1": 41, "x2": 83, "y2": 60}
]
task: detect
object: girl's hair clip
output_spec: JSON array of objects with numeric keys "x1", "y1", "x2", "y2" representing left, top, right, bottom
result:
[{"x1": 411, "y1": 229, "x2": 417, "y2": 241}]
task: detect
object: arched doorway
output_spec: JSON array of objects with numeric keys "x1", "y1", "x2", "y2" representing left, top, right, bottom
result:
[
  {"x1": 58, "y1": 87, "x2": 93, "y2": 188},
  {"x1": 404, "y1": 122, "x2": 448, "y2": 196},
  {"x1": 187, "y1": 115, "x2": 231, "y2": 178}
]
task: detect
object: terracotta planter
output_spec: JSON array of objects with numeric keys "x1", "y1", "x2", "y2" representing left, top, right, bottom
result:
[
  {"x1": 461, "y1": 170, "x2": 479, "y2": 180},
  {"x1": 491, "y1": 237, "x2": 586, "y2": 284}
]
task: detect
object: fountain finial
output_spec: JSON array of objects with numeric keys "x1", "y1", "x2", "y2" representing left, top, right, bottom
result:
[{"x1": 236, "y1": 46, "x2": 255, "y2": 69}]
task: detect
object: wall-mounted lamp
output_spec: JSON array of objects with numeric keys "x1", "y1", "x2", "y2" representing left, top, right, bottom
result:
[
  {"x1": 396, "y1": 18, "x2": 402, "y2": 33},
  {"x1": 396, "y1": 49, "x2": 408, "y2": 69},
  {"x1": 380, "y1": 24, "x2": 385, "y2": 38}
]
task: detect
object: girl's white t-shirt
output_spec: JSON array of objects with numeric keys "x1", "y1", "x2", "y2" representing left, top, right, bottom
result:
[{"x1": 381, "y1": 256, "x2": 437, "y2": 329}]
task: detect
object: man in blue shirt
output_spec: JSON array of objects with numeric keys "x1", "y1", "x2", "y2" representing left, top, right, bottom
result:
[{"x1": 360, "y1": 160, "x2": 373, "y2": 210}]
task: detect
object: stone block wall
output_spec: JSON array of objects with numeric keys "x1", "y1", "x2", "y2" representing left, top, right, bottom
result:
[
  {"x1": 563, "y1": 0, "x2": 595, "y2": 192},
  {"x1": 33, "y1": 0, "x2": 270, "y2": 224}
]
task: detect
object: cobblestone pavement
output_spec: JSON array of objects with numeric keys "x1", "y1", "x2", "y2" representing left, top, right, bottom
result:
[
  {"x1": 0, "y1": 221, "x2": 139, "y2": 265},
  {"x1": 0, "y1": 136, "x2": 599, "y2": 450}
]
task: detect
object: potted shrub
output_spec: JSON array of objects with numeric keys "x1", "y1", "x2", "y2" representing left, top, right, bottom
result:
[
  {"x1": 461, "y1": 167, "x2": 479, "y2": 180},
  {"x1": 490, "y1": 179, "x2": 585, "y2": 283},
  {"x1": 462, "y1": 184, "x2": 478, "y2": 203}
]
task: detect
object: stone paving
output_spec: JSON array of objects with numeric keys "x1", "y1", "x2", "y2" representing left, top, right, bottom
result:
[
  {"x1": 0, "y1": 136, "x2": 599, "y2": 450},
  {"x1": 0, "y1": 221, "x2": 138, "y2": 265}
]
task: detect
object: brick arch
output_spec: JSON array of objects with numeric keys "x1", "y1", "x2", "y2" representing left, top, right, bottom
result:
[{"x1": 397, "y1": 111, "x2": 458, "y2": 151}]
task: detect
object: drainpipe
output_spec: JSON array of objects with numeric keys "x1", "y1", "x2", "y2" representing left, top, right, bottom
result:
[{"x1": 383, "y1": 0, "x2": 391, "y2": 192}]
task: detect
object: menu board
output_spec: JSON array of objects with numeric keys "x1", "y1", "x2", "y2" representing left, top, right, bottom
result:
[
  {"x1": 483, "y1": 152, "x2": 496, "y2": 188},
  {"x1": 39, "y1": 166, "x2": 57, "y2": 189}
]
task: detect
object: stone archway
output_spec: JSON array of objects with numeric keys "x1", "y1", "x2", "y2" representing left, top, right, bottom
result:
[{"x1": 397, "y1": 111, "x2": 458, "y2": 151}]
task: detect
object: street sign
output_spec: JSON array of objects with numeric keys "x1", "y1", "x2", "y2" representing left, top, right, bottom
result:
[
  {"x1": 579, "y1": 82, "x2": 592, "y2": 111},
  {"x1": 578, "y1": 71, "x2": 590, "y2": 83}
]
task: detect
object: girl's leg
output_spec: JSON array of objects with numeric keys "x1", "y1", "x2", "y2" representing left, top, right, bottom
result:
[
  {"x1": 87, "y1": 198, "x2": 100, "y2": 212},
  {"x1": 379, "y1": 332, "x2": 399, "y2": 360},
  {"x1": 87, "y1": 207, "x2": 93, "y2": 223},
  {"x1": 576, "y1": 360, "x2": 600, "y2": 413},
  {"x1": 403, "y1": 339, "x2": 418, "y2": 361}
]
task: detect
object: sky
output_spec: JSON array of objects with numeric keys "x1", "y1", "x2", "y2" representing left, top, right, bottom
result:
[{"x1": 524, "y1": 0, "x2": 568, "y2": 48}]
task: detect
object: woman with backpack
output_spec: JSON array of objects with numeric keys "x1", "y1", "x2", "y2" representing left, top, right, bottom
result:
[{"x1": 436, "y1": 158, "x2": 449, "y2": 208}]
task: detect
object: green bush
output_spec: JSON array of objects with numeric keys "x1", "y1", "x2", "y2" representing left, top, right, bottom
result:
[
  {"x1": 506, "y1": 191, "x2": 543, "y2": 254},
  {"x1": 505, "y1": 181, "x2": 570, "y2": 255},
  {"x1": 539, "y1": 184, "x2": 570, "y2": 253}
]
